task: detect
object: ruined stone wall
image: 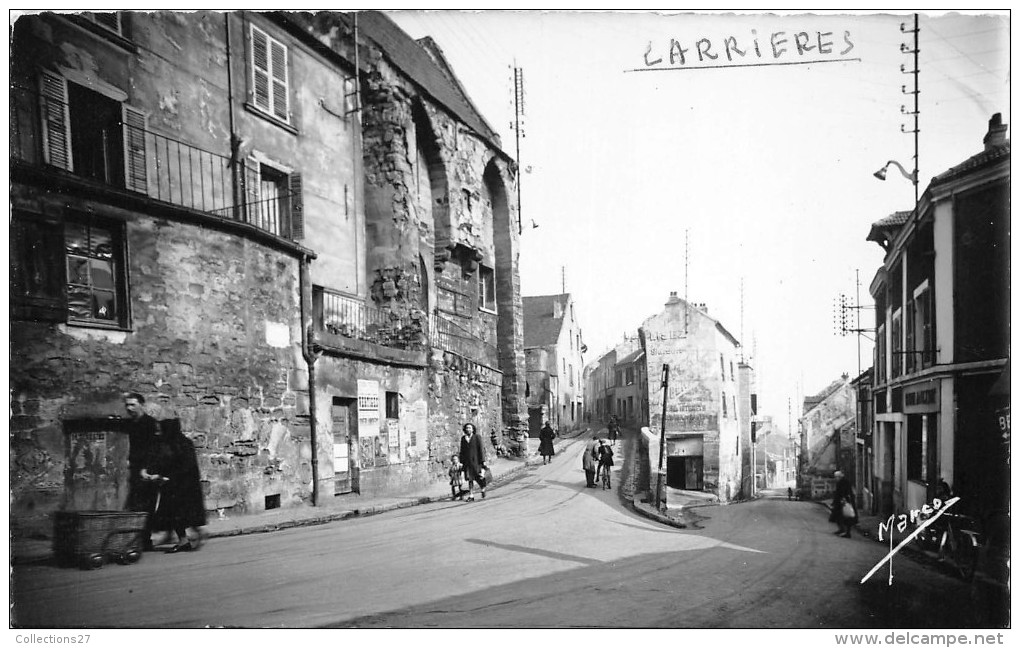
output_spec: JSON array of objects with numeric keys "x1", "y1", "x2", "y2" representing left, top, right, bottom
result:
[{"x1": 9, "y1": 215, "x2": 307, "y2": 535}]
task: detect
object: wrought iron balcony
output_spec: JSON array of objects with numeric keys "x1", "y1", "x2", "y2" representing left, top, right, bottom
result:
[
  {"x1": 431, "y1": 310, "x2": 500, "y2": 368},
  {"x1": 314, "y1": 288, "x2": 426, "y2": 351},
  {"x1": 10, "y1": 85, "x2": 297, "y2": 240}
]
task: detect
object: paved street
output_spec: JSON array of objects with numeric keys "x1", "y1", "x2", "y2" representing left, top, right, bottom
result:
[{"x1": 10, "y1": 435, "x2": 1007, "y2": 629}]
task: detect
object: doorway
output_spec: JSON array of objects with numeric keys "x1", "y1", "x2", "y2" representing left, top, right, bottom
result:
[
  {"x1": 332, "y1": 397, "x2": 359, "y2": 494},
  {"x1": 667, "y1": 455, "x2": 704, "y2": 490}
]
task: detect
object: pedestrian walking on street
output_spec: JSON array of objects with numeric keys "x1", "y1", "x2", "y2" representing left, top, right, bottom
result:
[
  {"x1": 142, "y1": 419, "x2": 207, "y2": 553},
  {"x1": 123, "y1": 392, "x2": 159, "y2": 550},
  {"x1": 597, "y1": 439, "x2": 615, "y2": 489},
  {"x1": 449, "y1": 454, "x2": 465, "y2": 500},
  {"x1": 583, "y1": 437, "x2": 598, "y2": 488},
  {"x1": 608, "y1": 416, "x2": 619, "y2": 447},
  {"x1": 538, "y1": 421, "x2": 557, "y2": 464},
  {"x1": 829, "y1": 470, "x2": 857, "y2": 538},
  {"x1": 459, "y1": 423, "x2": 489, "y2": 501}
]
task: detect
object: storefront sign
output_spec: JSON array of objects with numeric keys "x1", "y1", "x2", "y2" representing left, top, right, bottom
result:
[
  {"x1": 357, "y1": 379, "x2": 381, "y2": 435},
  {"x1": 902, "y1": 382, "x2": 939, "y2": 413}
]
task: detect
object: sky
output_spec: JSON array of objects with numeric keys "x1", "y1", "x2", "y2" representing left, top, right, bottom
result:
[{"x1": 387, "y1": 9, "x2": 1010, "y2": 432}]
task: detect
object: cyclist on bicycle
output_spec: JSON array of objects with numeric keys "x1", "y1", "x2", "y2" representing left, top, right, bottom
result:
[{"x1": 597, "y1": 439, "x2": 615, "y2": 490}]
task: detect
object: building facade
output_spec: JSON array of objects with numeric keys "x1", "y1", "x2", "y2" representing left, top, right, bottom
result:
[
  {"x1": 522, "y1": 293, "x2": 585, "y2": 434},
  {"x1": 10, "y1": 10, "x2": 527, "y2": 536},
  {"x1": 865, "y1": 114, "x2": 1009, "y2": 546},
  {"x1": 640, "y1": 292, "x2": 745, "y2": 502},
  {"x1": 797, "y1": 375, "x2": 855, "y2": 500}
]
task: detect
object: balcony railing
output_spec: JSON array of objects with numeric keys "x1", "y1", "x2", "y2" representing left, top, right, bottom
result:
[
  {"x1": 11, "y1": 86, "x2": 293, "y2": 240},
  {"x1": 431, "y1": 310, "x2": 500, "y2": 368},
  {"x1": 314, "y1": 288, "x2": 425, "y2": 350}
]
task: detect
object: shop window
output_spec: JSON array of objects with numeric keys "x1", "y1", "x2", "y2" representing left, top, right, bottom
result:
[
  {"x1": 11, "y1": 213, "x2": 127, "y2": 328},
  {"x1": 906, "y1": 415, "x2": 928, "y2": 482}
]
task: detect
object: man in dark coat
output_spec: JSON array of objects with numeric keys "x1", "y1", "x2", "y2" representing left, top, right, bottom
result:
[
  {"x1": 830, "y1": 470, "x2": 856, "y2": 538},
  {"x1": 582, "y1": 438, "x2": 598, "y2": 488},
  {"x1": 459, "y1": 423, "x2": 488, "y2": 501},
  {"x1": 142, "y1": 419, "x2": 207, "y2": 552},
  {"x1": 538, "y1": 422, "x2": 557, "y2": 464},
  {"x1": 123, "y1": 393, "x2": 158, "y2": 550}
]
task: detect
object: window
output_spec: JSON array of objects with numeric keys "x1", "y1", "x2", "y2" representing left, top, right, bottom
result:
[
  {"x1": 569, "y1": 364, "x2": 574, "y2": 387},
  {"x1": 38, "y1": 72, "x2": 147, "y2": 193},
  {"x1": 250, "y1": 24, "x2": 290, "y2": 123},
  {"x1": 626, "y1": 367, "x2": 634, "y2": 385},
  {"x1": 84, "y1": 11, "x2": 123, "y2": 35},
  {"x1": 914, "y1": 283, "x2": 934, "y2": 369},
  {"x1": 720, "y1": 354, "x2": 726, "y2": 380},
  {"x1": 730, "y1": 361, "x2": 735, "y2": 381},
  {"x1": 721, "y1": 392, "x2": 728, "y2": 418},
  {"x1": 11, "y1": 213, "x2": 127, "y2": 327},
  {"x1": 242, "y1": 157, "x2": 303, "y2": 239},
  {"x1": 385, "y1": 392, "x2": 399, "y2": 419},
  {"x1": 891, "y1": 309, "x2": 903, "y2": 378},
  {"x1": 906, "y1": 414, "x2": 928, "y2": 482},
  {"x1": 877, "y1": 323, "x2": 887, "y2": 383},
  {"x1": 478, "y1": 265, "x2": 496, "y2": 312}
]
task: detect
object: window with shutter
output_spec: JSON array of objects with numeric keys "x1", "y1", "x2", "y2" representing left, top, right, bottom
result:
[
  {"x1": 250, "y1": 25, "x2": 289, "y2": 123},
  {"x1": 39, "y1": 72, "x2": 72, "y2": 171},
  {"x1": 122, "y1": 105, "x2": 148, "y2": 193},
  {"x1": 288, "y1": 173, "x2": 304, "y2": 239},
  {"x1": 11, "y1": 213, "x2": 128, "y2": 327},
  {"x1": 87, "y1": 12, "x2": 122, "y2": 35}
]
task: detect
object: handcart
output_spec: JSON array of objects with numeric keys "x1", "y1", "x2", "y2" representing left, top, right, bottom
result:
[{"x1": 53, "y1": 510, "x2": 150, "y2": 570}]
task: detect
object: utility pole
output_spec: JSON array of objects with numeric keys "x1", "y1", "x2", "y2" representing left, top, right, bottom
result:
[
  {"x1": 900, "y1": 13, "x2": 920, "y2": 207},
  {"x1": 684, "y1": 229, "x2": 690, "y2": 335},
  {"x1": 512, "y1": 63, "x2": 525, "y2": 234},
  {"x1": 656, "y1": 364, "x2": 669, "y2": 510}
]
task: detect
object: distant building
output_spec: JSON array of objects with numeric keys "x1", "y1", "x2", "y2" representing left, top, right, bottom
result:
[
  {"x1": 583, "y1": 347, "x2": 617, "y2": 425},
  {"x1": 797, "y1": 375, "x2": 855, "y2": 500},
  {"x1": 640, "y1": 292, "x2": 746, "y2": 502},
  {"x1": 522, "y1": 293, "x2": 586, "y2": 434},
  {"x1": 865, "y1": 113, "x2": 1009, "y2": 552}
]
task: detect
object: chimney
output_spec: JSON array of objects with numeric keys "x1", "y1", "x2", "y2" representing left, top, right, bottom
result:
[
  {"x1": 665, "y1": 291, "x2": 681, "y2": 307},
  {"x1": 984, "y1": 113, "x2": 1008, "y2": 151}
]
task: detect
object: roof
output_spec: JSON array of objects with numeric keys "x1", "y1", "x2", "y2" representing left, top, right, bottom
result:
[
  {"x1": 866, "y1": 210, "x2": 911, "y2": 245},
  {"x1": 617, "y1": 349, "x2": 644, "y2": 366},
  {"x1": 356, "y1": 12, "x2": 503, "y2": 149},
  {"x1": 523, "y1": 294, "x2": 570, "y2": 348},
  {"x1": 803, "y1": 376, "x2": 849, "y2": 413},
  {"x1": 931, "y1": 141, "x2": 1010, "y2": 187}
]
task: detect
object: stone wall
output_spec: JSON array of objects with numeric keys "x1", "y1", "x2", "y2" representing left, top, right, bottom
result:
[{"x1": 10, "y1": 215, "x2": 308, "y2": 534}]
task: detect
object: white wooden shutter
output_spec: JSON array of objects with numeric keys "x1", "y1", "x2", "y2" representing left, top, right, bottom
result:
[
  {"x1": 288, "y1": 172, "x2": 303, "y2": 239},
  {"x1": 270, "y1": 40, "x2": 289, "y2": 121},
  {"x1": 39, "y1": 71, "x2": 72, "y2": 171},
  {"x1": 122, "y1": 105, "x2": 148, "y2": 193},
  {"x1": 251, "y1": 26, "x2": 271, "y2": 113}
]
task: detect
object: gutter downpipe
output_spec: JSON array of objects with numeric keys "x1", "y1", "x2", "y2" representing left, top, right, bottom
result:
[{"x1": 300, "y1": 254, "x2": 321, "y2": 505}]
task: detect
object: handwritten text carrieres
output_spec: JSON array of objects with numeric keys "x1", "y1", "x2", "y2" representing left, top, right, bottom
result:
[{"x1": 644, "y1": 29, "x2": 856, "y2": 69}]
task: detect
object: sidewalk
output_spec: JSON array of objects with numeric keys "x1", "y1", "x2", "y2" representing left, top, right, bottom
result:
[{"x1": 12, "y1": 427, "x2": 591, "y2": 566}]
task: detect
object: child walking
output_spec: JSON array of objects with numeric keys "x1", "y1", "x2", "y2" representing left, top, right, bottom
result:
[{"x1": 449, "y1": 454, "x2": 465, "y2": 501}]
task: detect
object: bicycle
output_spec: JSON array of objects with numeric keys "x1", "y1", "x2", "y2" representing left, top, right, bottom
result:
[
  {"x1": 601, "y1": 464, "x2": 612, "y2": 490},
  {"x1": 917, "y1": 512, "x2": 982, "y2": 580}
]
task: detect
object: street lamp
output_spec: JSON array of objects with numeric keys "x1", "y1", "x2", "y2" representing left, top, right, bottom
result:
[{"x1": 873, "y1": 160, "x2": 917, "y2": 184}]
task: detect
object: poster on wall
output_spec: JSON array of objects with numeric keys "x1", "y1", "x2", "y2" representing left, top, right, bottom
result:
[
  {"x1": 357, "y1": 379, "x2": 381, "y2": 436},
  {"x1": 360, "y1": 436, "x2": 376, "y2": 469},
  {"x1": 387, "y1": 419, "x2": 401, "y2": 462}
]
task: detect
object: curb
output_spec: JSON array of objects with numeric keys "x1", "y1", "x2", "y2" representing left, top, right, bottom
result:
[{"x1": 629, "y1": 491, "x2": 687, "y2": 529}]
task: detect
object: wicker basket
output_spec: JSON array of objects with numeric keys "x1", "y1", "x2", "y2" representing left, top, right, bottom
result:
[{"x1": 53, "y1": 511, "x2": 149, "y2": 570}]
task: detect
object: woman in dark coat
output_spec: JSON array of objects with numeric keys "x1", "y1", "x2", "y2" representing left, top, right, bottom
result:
[
  {"x1": 142, "y1": 419, "x2": 207, "y2": 552},
  {"x1": 538, "y1": 422, "x2": 557, "y2": 464},
  {"x1": 459, "y1": 423, "x2": 488, "y2": 501},
  {"x1": 830, "y1": 470, "x2": 856, "y2": 538}
]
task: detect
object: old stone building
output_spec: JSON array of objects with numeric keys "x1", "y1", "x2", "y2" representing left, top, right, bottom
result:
[
  {"x1": 9, "y1": 10, "x2": 526, "y2": 537},
  {"x1": 522, "y1": 293, "x2": 586, "y2": 434},
  {"x1": 797, "y1": 375, "x2": 855, "y2": 500},
  {"x1": 640, "y1": 292, "x2": 746, "y2": 502}
]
